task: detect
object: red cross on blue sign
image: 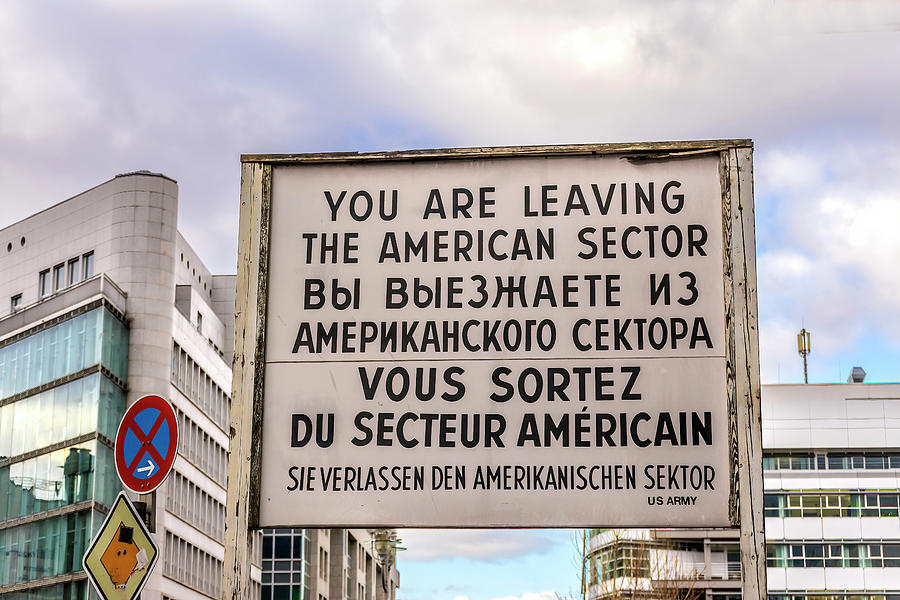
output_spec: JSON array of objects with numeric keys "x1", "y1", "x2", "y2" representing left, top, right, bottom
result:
[{"x1": 115, "y1": 395, "x2": 179, "y2": 494}]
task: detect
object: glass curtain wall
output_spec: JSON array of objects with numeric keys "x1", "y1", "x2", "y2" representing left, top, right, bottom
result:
[
  {"x1": 0, "y1": 307, "x2": 127, "y2": 401},
  {"x1": 261, "y1": 529, "x2": 312, "y2": 600},
  {"x1": 0, "y1": 305, "x2": 128, "y2": 595}
]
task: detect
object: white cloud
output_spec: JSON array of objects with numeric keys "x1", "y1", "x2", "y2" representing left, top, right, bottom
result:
[
  {"x1": 756, "y1": 142, "x2": 900, "y2": 382},
  {"x1": 439, "y1": 593, "x2": 560, "y2": 600},
  {"x1": 758, "y1": 151, "x2": 823, "y2": 191},
  {"x1": 2, "y1": 1, "x2": 898, "y2": 279},
  {"x1": 761, "y1": 250, "x2": 813, "y2": 279},
  {"x1": 1, "y1": 2, "x2": 898, "y2": 380},
  {"x1": 0, "y1": 6, "x2": 98, "y2": 144},
  {"x1": 490, "y1": 593, "x2": 559, "y2": 600},
  {"x1": 399, "y1": 529, "x2": 561, "y2": 562}
]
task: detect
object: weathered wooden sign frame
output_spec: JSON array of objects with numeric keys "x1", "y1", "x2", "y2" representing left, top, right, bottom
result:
[{"x1": 223, "y1": 141, "x2": 764, "y2": 599}]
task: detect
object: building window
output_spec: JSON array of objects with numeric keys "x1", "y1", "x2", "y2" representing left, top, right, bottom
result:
[
  {"x1": 197, "y1": 311, "x2": 203, "y2": 334},
  {"x1": 764, "y1": 491, "x2": 900, "y2": 518},
  {"x1": 0, "y1": 510, "x2": 94, "y2": 585},
  {"x1": 767, "y1": 542, "x2": 900, "y2": 568},
  {"x1": 763, "y1": 450, "x2": 900, "y2": 471},
  {"x1": 164, "y1": 532, "x2": 223, "y2": 597},
  {"x1": 174, "y1": 406, "x2": 228, "y2": 486},
  {"x1": 67, "y1": 257, "x2": 80, "y2": 285},
  {"x1": 261, "y1": 529, "x2": 312, "y2": 600},
  {"x1": 590, "y1": 541, "x2": 650, "y2": 583},
  {"x1": 53, "y1": 263, "x2": 65, "y2": 292},
  {"x1": 82, "y1": 251, "x2": 94, "y2": 279},
  {"x1": 39, "y1": 269, "x2": 51, "y2": 297},
  {"x1": 165, "y1": 471, "x2": 226, "y2": 541},
  {"x1": 0, "y1": 440, "x2": 118, "y2": 522},
  {"x1": 171, "y1": 341, "x2": 231, "y2": 431},
  {"x1": 36, "y1": 252, "x2": 94, "y2": 298},
  {"x1": 0, "y1": 306, "x2": 129, "y2": 402},
  {"x1": 319, "y1": 547, "x2": 329, "y2": 580},
  {"x1": 10, "y1": 294, "x2": 22, "y2": 312}
]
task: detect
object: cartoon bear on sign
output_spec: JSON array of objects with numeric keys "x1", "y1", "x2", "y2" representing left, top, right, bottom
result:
[{"x1": 100, "y1": 524, "x2": 139, "y2": 589}]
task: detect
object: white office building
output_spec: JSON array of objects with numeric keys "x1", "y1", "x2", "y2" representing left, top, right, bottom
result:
[
  {"x1": 587, "y1": 378, "x2": 900, "y2": 600},
  {"x1": 0, "y1": 171, "x2": 258, "y2": 599}
]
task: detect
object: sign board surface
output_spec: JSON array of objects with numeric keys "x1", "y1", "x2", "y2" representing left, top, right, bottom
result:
[
  {"x1": 115, "y1": 394, "x2": 178, "y2": 494},
  {"x1": 83, "y1": 492, "x2": 159, "y2": 600},
  {"x1": 243, "y1": 143, "x2": 754, "y2": 528}
]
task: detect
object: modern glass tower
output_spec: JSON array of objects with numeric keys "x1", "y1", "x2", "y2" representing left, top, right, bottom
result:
[{"x1": 0, "y1": 300, "x2": 128, "y2": 598}]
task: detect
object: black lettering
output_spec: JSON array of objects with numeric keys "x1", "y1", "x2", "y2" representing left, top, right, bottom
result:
[{"x1": 351, "y1": 412, "x2": 373, "y2": 446}]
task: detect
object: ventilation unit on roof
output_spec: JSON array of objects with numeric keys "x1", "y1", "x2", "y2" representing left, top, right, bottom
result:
[{"x1": 847, "y1": 366, "x2": 866, "y2": 383}]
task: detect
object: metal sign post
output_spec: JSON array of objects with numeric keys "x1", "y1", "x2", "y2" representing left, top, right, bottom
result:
[
  {"x1": 83, "y1": 393, "x2": 177, "y2": 598},
  {"x1": 223, "y1": 142, "x2": 765, "y2": 598}
]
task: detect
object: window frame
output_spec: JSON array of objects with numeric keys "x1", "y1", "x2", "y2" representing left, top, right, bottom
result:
[
  {"x1": 39, "y1": 269, "x2": 51, "y2": 297},
  {"x1": 52, "y1": 262, "x2": 65, "y2": 292},
  {"x1": 67, "y1": 257, "x2": 81, "y2": 286},
  {"x1": 82, "y1": 251, "x2": 94, "y2": 279}
]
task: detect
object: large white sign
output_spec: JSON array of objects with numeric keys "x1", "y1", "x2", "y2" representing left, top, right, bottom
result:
[{"x1": 258, "y1": 151, "x2": 733, "y2": 527}]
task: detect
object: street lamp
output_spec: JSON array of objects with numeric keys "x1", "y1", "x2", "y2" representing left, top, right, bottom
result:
[{"x1": 369, "y1": 529, "x2": 405, "y2": 593}]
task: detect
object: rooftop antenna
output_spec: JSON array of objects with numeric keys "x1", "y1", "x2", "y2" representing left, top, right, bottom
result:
[{"x1": 797, "y1": 328, "x2": 811, "y2": 384}]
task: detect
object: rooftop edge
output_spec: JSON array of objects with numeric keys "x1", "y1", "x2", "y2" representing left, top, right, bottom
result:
[{"x1": 115, "y1": 170, "x2": 177, "y2": 183}]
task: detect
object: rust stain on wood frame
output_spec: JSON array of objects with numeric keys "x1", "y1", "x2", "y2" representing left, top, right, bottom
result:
[
  {"x1": 719, "y1": 150, "x2": 740, "y2": 527},
  {"x1": 242, "y1": 139, "x2": 752, "y2": 164},
  {"x1": 224, "y1": 161, "x2": 272, "y2": 600}
]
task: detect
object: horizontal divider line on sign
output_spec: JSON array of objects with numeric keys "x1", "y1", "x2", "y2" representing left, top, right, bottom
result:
[{"x1": 266, "y1": 354, "x2": 727, "y2": 364}]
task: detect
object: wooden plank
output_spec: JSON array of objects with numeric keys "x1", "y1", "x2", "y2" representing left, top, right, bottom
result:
[
  {"x1": 727, "y1": 147, "x2": 767, "y2": 599},
  {"x1": 223, "y1": 161, "x2": 271, "y2": 600},
  {"x1": 241, "y1": 139, "x2": 752, "y2": 164},
  {"x1": 719, "y1": 151, "x2": 740, "y2": 527}
]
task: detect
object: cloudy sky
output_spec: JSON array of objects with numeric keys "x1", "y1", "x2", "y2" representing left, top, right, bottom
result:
[{"x1": 2, "y1": 1, "x2": 898, "y2": 599}]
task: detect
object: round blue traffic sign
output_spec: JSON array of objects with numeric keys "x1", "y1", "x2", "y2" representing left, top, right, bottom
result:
[{"x1": 115, "y1": 395, "x2": 179, "y2": 493}]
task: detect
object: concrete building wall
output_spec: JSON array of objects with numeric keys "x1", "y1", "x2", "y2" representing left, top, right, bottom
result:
[{"x1": 763, "y1": 382, "x2": 900, "y2": 450}]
